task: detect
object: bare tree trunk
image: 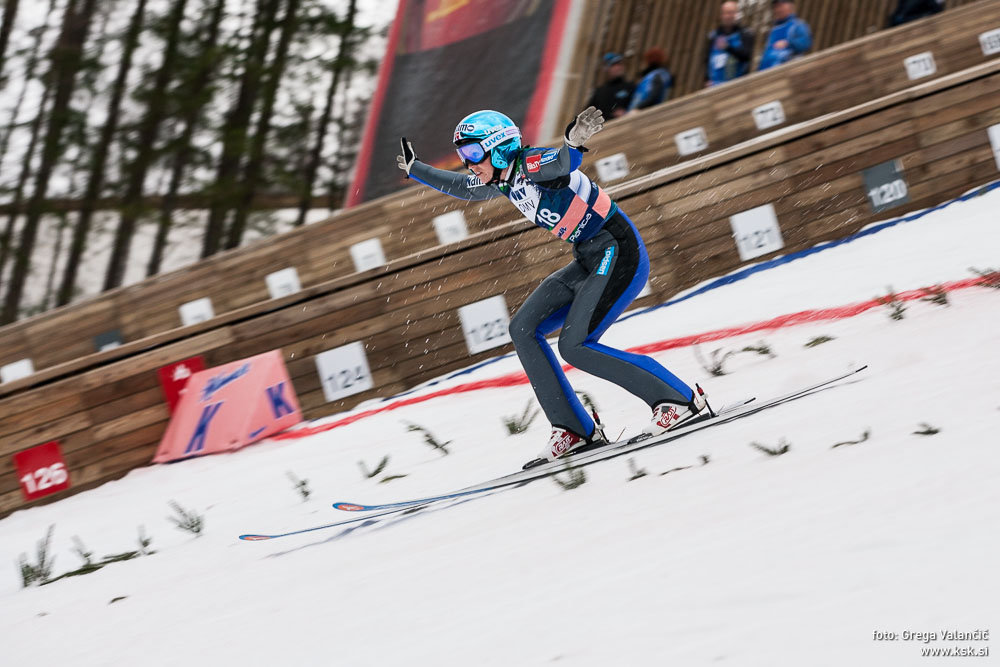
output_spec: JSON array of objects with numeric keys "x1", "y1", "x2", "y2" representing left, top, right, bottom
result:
[
  {"x1": 200, "y1": 0, "x2": 282, "y2": 259},
  {"x1": 41, "y1": 210, "x2": 67, "y2": 309},
  {"x1": 57, "y1": 0, "x2": 147, "y2": 306},
  {"x1": 327, "y1": 65, "x2": 360, "y2": 213},
  {"x1": 101, "y1": 0, "x2": 188, "y2": 291},
  {"x1": 0, "y1": 0, "x2": 20, "y2": 88},
  {"x1": 295, "y1": 0, "x2": 356, "y2": 227},
  {"x1": 225, "y1": 0, "x2": 301, "y2": 249},
  {"x1": 146, "y1": 0, "x2": 226, "y2": 277},
  {"x1": 0, "y1": 83, "x2": 51, "y2": 293},
  {"x1": 1, "y1": 0, "x2": 98, "y2": 324},
  {"x1": 0, "y1": 0, "x2": 56, "y2": 176}
]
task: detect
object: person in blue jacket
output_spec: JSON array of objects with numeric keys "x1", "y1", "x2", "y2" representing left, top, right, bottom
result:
[
  {"x1": 628, "y1": 48, "x2": 672, "y2": 112},
  {"x1": 759, "y1": 0, "x2": 813, "y2": 71},
  {"x1": 706, "y1": 0, "x2": 756, "y2": 86},
  {"x1": 397, "y1": 109, "x2": 710, "y2": 467}
]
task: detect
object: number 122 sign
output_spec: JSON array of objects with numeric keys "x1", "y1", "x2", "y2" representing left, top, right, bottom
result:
[{"x1": 14, "y1": 441, "x2": 70, "y2": 501}]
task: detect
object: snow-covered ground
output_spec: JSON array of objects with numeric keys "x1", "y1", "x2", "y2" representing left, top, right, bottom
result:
[{"x1": 1, "y1": 184, "x2": 999, "y2": 666}]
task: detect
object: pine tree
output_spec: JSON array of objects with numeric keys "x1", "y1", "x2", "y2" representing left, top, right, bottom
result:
[
  {"x1": 146, "y1": 0, "x2": 226, "y2": 277},
  {"x1": 327, "y1": 49, "x2": 378, "y2": 211},
  {"x1": 0, "y1": 0, "x2": 20, "y2": 89},
  {"x1": 327, "y1": 84, "x2": 368, "y2": 211},
  {"x1": 102, "y1": 0, "x2": 188, "y2": 291},
  {"x1": 200, "y1": 0, "x2": 282, "y2": 259},
  {"x1": 0, "y1": 90, "x2": 52, "y2": 296},
  {"x1": 295, "y1": 0, "x2": 356, "y2": 227},
  {"x1": 1, "y1": 0, "x2": 99, "y2": 324},
  {"x1": 225, "y1": 0, "x2": 302, "y2": 249},
  {"x1": 0, "y1": 0, "x2": 57, "y2": 288},
  {"x1": 57, "y1": 0, "x2": 148, "y2": 306},
  {"x1": 0, "y1": 0, "x2": 58, "y2": 177}
]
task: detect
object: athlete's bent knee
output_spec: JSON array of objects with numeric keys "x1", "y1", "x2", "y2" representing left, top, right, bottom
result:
[
  {"x1": 508, "y1": 311, "x2": 535, "y2": 347},
  {"x1": 557, "y1": 336, "x2": 590, "y2": 368}
]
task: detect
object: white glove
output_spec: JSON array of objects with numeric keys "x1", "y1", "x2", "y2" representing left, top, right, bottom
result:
[
  {"x1": 565, "y1": 106, "x2": 604, "y2": 148},
  {"x1": 397, "y1": 137, "x2": 416, "y2": 177}
]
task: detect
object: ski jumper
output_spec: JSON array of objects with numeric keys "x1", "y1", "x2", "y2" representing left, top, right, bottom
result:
[{"x1": 409, "y1": 144, "x2": 694, "y2": 439}]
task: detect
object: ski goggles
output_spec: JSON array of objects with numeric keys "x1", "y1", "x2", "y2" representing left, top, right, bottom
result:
[
  {"x1": 455, "y1": 126, "x2": 520, "y2": 165},
  {"x1": 456, "y1": 141, "x2": 489, "y2": 164}
]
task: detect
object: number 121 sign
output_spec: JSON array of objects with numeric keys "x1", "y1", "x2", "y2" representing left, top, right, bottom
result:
[{"x1": 14, "y1": 441, "x2": 70, "y2": 501}]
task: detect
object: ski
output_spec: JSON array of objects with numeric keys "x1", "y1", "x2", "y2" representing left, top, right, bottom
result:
[
  {"x1": 239, "y1": 498, "x2": 444, "y2": 541},
  {"x1": 330, "y1": 397, "x2": 757, "y2": 513},
  {"x1": 239, "y1": 366, "x2": 865, "y2": 541}
]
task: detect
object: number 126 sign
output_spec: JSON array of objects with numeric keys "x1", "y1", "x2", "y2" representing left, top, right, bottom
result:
[{"x1": 14, "y1": 441, "x2": 70, "y2": 501}]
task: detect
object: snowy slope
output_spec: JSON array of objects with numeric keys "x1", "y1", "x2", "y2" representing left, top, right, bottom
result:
[{"x1": 1, "y1": 185, "x2": 999, "y2": 666}]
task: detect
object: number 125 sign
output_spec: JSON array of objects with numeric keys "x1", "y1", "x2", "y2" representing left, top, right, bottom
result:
[{"x1": 14, "y1": 441, "x2": 70, "y2": 501}]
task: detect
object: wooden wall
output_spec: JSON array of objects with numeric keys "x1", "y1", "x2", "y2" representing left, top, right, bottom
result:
[
  {"x1": 1, "y1": 1, "x2": 998, "y2": 379},
  {"x1": 2, "y1": 49, "x2": 999, "y2": 516}
]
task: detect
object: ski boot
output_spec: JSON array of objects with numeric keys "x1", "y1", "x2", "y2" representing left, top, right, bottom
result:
[
  {"x1": 631, "y1": 384, "x2": 713, "y2": 443},
  {"x1": 522, "y1": 412, "x2": 608, "y2": 470}
]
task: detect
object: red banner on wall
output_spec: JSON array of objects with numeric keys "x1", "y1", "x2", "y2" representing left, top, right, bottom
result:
[
  {"x1": 347, "y1": 0, "x2": 575, "y2": 205},
  {"x1": 158, "y1": 356, "x2": 206, "y2": 414}
]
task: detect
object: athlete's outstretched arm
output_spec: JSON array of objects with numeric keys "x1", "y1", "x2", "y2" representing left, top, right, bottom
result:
[
  {"x1": 523, "y1": 107, "x2": 605, "y2": 182},
  {"x1": 397, "y1": 137, "x2": 501, "y2": 202},
  {"x1": 409, "y1": 162, "x2": 501, "y2": 201}
]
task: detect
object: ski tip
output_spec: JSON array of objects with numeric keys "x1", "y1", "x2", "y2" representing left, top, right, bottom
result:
[
  {"x1": 239, "y1": 534, "x2": 273, "y2": 541},
  {"x1": 332, "y1": 502, "x2": 371, "y2": 511}
]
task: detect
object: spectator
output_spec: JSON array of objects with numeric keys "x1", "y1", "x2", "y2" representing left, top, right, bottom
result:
[
  {"x1": 889, "y1": 0, "x2": 944, "y2": 27},
  {"x1": 628, "y1": 47, "x2": 672, "y2": 112},
  {"x1": 586, "y1": 53, "x2": 635, "y2": 119},
  {"x1": 758, "y1": 0, "x2": 812, "y2": 71},
  {"x1": 706, "y1": 0, "x2": 755, "y2": 86}
]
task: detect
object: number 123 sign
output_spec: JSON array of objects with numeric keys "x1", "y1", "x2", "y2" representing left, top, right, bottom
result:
[
  {"x1": 458, "y1": 295, "x2": 512, "y2": 355},
  {"x1": 14, "y1": 441, "x2": 70, "y2": 501}
]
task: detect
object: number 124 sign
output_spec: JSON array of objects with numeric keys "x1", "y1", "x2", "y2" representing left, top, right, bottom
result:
[{"x1": 14, "y1": 441, "x2": 70, "y2": 501}]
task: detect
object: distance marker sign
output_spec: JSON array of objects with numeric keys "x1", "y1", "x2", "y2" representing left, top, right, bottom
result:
[
  {"x1": 458, "y1": 296, "x2": 512, "y2": 355},
  {"x1": 863, "y1": 159, "x2": 910, "y2": 213},
  {"x1": 316, "y1": 342, "x2": 374, "y2": 402},
  {"x1": 14, "y1": 441, "x2": 70, "y2": 501}
]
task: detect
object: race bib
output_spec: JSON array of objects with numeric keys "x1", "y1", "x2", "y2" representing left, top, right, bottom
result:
[{"x1": 507, "y1": 174, "x2": 541, "y2": 222}]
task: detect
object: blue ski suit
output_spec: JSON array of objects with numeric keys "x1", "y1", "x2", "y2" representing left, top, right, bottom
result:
[{"x1": 408, "y1": 143, "x2": 694, "y2": 438}]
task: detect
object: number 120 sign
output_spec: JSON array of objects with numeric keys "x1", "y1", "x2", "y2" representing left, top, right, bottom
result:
[{"x1": 14, "y1": 441, "x2": 70, "y2": 500}]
